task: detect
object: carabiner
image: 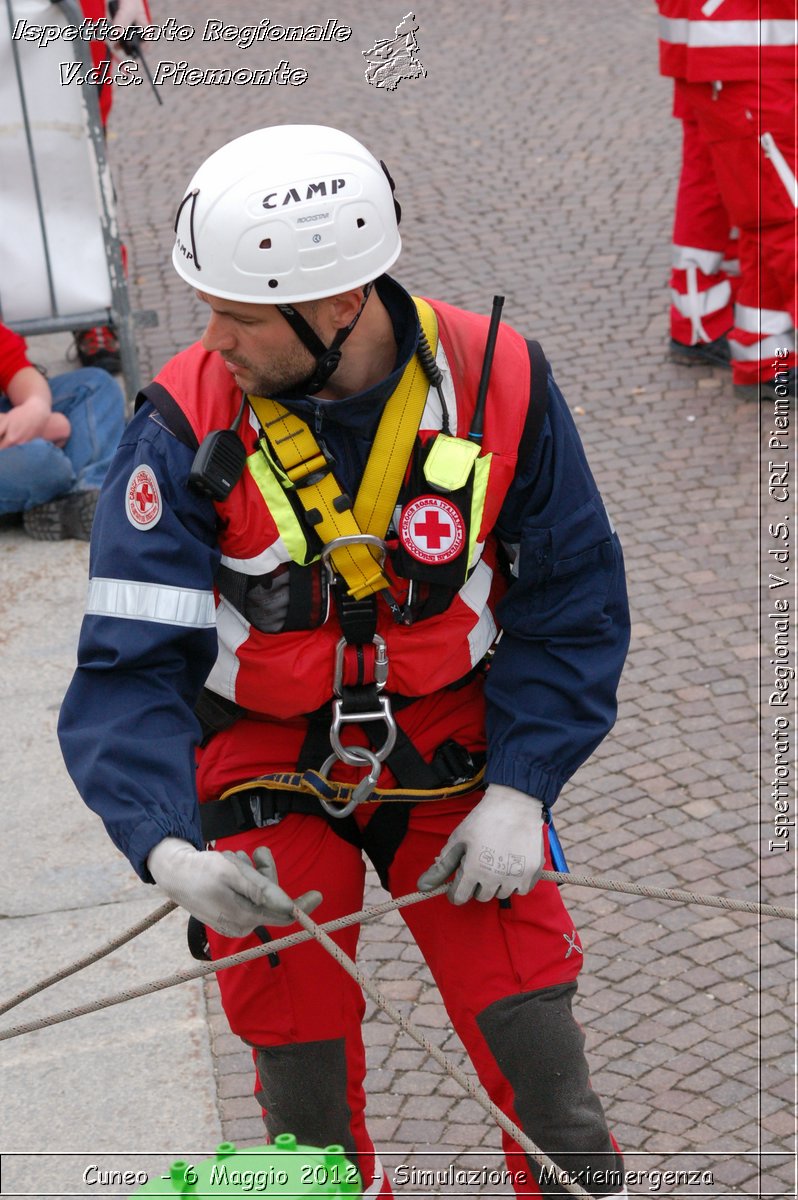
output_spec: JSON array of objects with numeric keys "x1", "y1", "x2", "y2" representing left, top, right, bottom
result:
[
  {"x1": 333, "y1": 634, "x2": 389, "y2": 695},
  {"x1": 317, "y1": 747, "x2": 382, "y2": 818}
]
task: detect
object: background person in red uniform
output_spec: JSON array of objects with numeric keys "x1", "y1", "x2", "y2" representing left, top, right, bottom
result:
[
  {"x1": 657, "y1": 0, "x2": 736, "y2": 368},
  {"x1": 657, "y1": 0, "x2": 797, "y2": 399}
]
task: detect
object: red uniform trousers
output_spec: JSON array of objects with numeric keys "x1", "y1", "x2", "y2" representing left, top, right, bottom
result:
[
  {"x1": 198, "y1": 686, "x2": 623, "y2": 1198},
  {"x1": 669, "y1": 83, "x2": 737, "y2": 346},
  {"x1": 682, "y1": 78, "x2": 797, "y2": 385},
  {"x1": 205, "y1": 806, "x2": 622, "y2": 1199}
]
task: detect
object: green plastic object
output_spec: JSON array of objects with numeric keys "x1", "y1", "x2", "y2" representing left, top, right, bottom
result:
[{"x1": 129, "y1": 1135, "x2": 362, "y2": 1197}]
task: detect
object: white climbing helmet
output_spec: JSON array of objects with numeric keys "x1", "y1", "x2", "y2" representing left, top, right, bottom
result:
[{"x1": 172, "y1": 124, "x2": 402, "y2": 304}]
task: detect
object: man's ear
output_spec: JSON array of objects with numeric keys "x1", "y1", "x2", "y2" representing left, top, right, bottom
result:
[{"x1": 325, "y1": 287, "x2": 369, "y2": 331}]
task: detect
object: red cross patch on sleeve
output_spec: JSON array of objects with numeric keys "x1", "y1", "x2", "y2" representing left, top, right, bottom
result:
[{"x1": 126, "y1": 465, "x2": 162, "y2": 529}]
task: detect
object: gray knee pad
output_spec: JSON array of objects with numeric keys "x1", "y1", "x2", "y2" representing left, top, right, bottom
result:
[
  {"x1": 254, "y1": 1038, "x2": 355, "y2": 1160},
  {"x1": 477, "y1": 983, "x2": 624, "y2": 1197}
]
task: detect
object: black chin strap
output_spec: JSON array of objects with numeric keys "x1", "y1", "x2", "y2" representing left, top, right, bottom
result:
[{"x1": 277, "y1": 282, "x2": 374, "y2": 397}]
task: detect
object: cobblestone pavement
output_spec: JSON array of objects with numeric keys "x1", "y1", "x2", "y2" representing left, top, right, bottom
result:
[{"x1": 83, "y1": 0, "x2": 795, "y2": 1195}]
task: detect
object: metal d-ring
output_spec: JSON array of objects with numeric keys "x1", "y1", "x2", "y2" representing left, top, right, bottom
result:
[
  {"x1": 317, "y1": 747, "x2": 382, "y2": 819},
  {"x1": 320, "y1": 534, "x2": 387, "y2": 583}
]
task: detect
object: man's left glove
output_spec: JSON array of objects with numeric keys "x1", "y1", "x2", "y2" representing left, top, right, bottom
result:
[{"x1": 417, "y1": 784, "x2": 546, "y2": 905}]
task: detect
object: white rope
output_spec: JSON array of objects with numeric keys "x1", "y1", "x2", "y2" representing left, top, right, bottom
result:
[
  {"x1": 292, "y1": 905, "x2": 594, "y2": 1200},
  {"x1": 0, "y1": 900, "x2": 177, "y2": 1016},
  {"x1": 0, "y1": 887, "x2": 450, "y2": 1041},
  {"x1": 0, "y1": 871, "x2": 793, "y2": 1039}
]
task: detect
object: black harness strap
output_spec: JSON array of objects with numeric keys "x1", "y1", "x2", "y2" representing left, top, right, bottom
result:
[
  {"x1": 519, "y1": 340, "x2": 550, "y2": 467},
  {"x1": 136, "y1": 383, "x2": 200, "y2": 450}
]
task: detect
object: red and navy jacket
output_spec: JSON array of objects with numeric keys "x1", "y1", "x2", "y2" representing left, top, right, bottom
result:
[
  {"x1": 657, "y1": 0, "x2": 797, "y2": 82},
  {"x1": 58, "y1": 277, "x2": 630, "y2": 880}
]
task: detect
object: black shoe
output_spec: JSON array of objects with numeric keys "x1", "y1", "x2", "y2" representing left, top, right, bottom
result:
[
  {"x1": 23, "y1": 489, "x2": 100, "y2": 542},
  {"x1": 72, "y1": 325, "x2": 121, "y2": 374},
  {"x1": 734, "y1": 369, "x2": 797, "y2": 403},
  {"x1": 669, "y1": 336, "x2": 731, "y2": 368}
]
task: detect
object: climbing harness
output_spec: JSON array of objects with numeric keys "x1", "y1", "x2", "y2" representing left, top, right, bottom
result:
[
  {"x1": 245, "y1": 297, "x2": 449, "y2": 811},
  {"x1": 247, "y1": 297, "x2": 439, "y2": 604},
  {"x1": 197, "y1": 758, "x2": 487, "y2": 839}
]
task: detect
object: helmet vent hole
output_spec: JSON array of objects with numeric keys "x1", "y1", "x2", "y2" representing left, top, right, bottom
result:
[
  {"x1": 268, "y1": 279, "x2": 279, "y2": 289},
  {"x1": 356, "y1": 218, "x2": 366, "y2": 229},
  {"x1": 259, "y1": 238, "x2": 272, "y2": 249}
]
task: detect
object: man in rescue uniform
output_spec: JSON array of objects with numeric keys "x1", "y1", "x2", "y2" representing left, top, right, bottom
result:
[
  {"x1": 59, "y1": 127, "x2": 631, "y2": 1199},
  {"x1": 657, "y1": 0, "x2": 797, "y2": 399}
]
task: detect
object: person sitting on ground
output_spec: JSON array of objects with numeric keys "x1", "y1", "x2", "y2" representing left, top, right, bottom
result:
[{"x1": 0, "y1": 321, "x2": 125, "y2": 540}]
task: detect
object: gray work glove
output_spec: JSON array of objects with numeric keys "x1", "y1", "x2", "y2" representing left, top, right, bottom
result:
[
  {"x1": 417, "y1": 784, "x2": 546, "y2": 905},
  {"x1": 147, "y1": 838, "x2": 322, "y2": 938}
]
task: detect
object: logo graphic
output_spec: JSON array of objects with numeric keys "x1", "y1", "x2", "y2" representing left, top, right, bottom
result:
[
  {"x1": 362, "y1": 12, "x2": 426, "y2": 90},
  {"x1": 563, "y1": 930, "x2": 583, "y2": 959},
  {"x1": 126, "y1": 465, "x2": 162, "y2": 529},
  {"x1": 399, "y1": 495, "x2": 465, "y2": 564}
]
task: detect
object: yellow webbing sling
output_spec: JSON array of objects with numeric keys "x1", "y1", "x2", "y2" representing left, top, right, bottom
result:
[{"x1": 247, "y1": 298, "x2": 438, "y2": 601}]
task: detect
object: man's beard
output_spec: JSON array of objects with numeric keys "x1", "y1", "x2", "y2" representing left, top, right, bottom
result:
[
  {"x1": 233, "y1": 343, "x2": 317, "y2": 398},
  {"x1": 241, "y1": 306, "x2": 325, "y2": 398}
]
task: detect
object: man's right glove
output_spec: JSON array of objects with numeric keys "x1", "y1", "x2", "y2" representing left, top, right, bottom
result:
[{"x1": 147, "y1": 838, "x2": 322, "y2": 938}]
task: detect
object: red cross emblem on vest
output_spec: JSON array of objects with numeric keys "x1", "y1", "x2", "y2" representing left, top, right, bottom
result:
[
  {"x1": 126, "y1": 465, "x2": 162, "y2": 529},
  {"x1": 399, "y1": 495, "x2": 466, "y2": 565}
]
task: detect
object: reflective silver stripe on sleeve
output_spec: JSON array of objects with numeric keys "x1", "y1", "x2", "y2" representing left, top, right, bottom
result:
[
  {"x1": 86, "y1": 578, "x2": 217, "y2": 627},
  {"x1": 689, "y1": 19, "x2": 797, "y2": 48}
]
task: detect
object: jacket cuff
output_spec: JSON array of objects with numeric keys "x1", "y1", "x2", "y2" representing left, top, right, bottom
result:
[
  {"x1": 124, "y1": 820, "x2": 204, "y2": 883},
  {"x1": 485, "y1": 752, "x2": 563, "y2": 808}
]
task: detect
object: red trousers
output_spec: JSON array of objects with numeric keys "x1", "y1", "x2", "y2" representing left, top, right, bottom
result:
[
  {"x1": 205, "y1": 801, "x2": 622, "y2": 1198},
  {"x1": 669, "y1": 90, "x2": 736, "y2": 346},
  {"x1": 676, "y1": 78, "x2": 797, "y2": 385}
]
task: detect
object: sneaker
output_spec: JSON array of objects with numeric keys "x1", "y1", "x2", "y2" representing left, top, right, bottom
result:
[
  {"x1": 734, "y1": 369, "x2": 797, "y2": 403},
  {"x1": 669, "y1": 336, "x2": 731, "y2": 368},
  {"x1": 23, "y1": 489, "x2": 100, "y2": 542},
  {"x1": 73, "y1": 325, "x2": 121, "y2": 374}
]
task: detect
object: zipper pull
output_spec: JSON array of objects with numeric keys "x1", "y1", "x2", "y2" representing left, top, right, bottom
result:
[{"x1": 380, "y1": 588, "x2": 405, "y2": 623}]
